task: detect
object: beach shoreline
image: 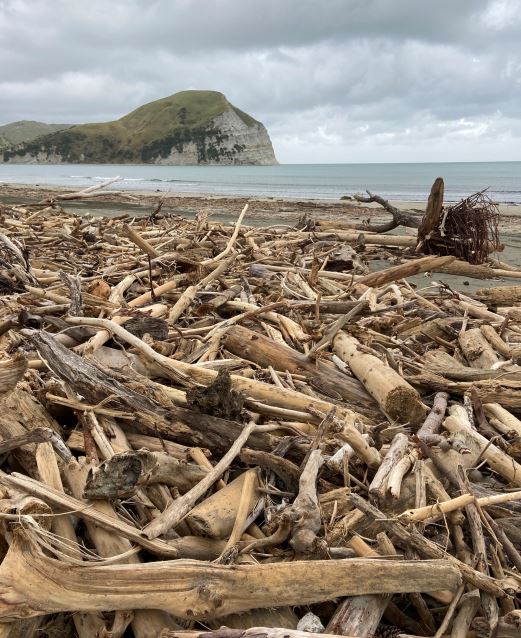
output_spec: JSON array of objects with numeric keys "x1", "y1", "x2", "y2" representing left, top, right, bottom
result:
[{"x1": 2, "y1": 181, "x2": 521, "y2": 219}]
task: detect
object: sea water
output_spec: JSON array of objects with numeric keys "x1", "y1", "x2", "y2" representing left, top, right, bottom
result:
[{"x1": 0, "y1": 161, "x2": 520, "y2": 203}]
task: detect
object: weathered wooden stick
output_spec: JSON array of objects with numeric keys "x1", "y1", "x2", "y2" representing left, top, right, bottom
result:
[
  {"x1": 122, "y1": 223, "x2": 160, "y2": 258},
  {"x1": 0, "y1": 355, "x2": 27, "y2": 395},
  {"x1": 221, "y1": 324, "x2": 375, "y2": 409},
  {"x1": 387, "y1": 449, "x2": 418, "y2": 499},
  {"x1": 417, "y1": 391, "x2": 449, "y2": 448},
  {"x1": 483, "y1": 403, "x2": 521, "y2": 438},
  {"x1": 222, "y1": 469, "x2": 259, "y2": 552},
  {"x1": 326, "y1": 534, "x2": 391, "y2": 637},
  {"x1": 416, "y1": 177, "x2": 445, "y2": 251},
  {"x1": 64, "y1": 458, "x2": 180, "y2": 637},
  {"x1": 0, "y1": 427, "x2": 71, "y2": 462},
  {"x1": 356, "y1": 255, "x2": 455, "y2": 288},
  {"x1": 64, "y1": 319, "x2": 378, "y2": 465},
  {"x1": 350, "y1": 493, "x2": 514, "y2": 597},
  {"x1": 450, "y1": 590, "x2": 481, "y2": 638},
  {"x1": 34, "y1": 444, "x2": 81, "y2": 558},
  {"x1": 143, "y1": 421, "x2": 258, "y2": 539},
  {"x1": 169, "y1": 257, "x2": 237, "y2": 324},
  {"x1": 201, "y1": 203, "x2": 248, "y2": 266},
  {"x1": 285, "y1": 449, "x2": 324, "y2": 555},
  {"x1": 369, "y1": 433, "x2": 409, "y2": 500},
  {"x1": 459, "y1": 328, "x2": 502, "y2": 369},
  {"x1": 0, "y1": 471, "x2": 178, "y2": 557},
  {"x1": 0, "y1": 532, "x2": 461, "y2": 620},
  {"x1": 38, "y1": 176, "x2": 121, "y2": 203},
  {"x1": 333, "y1": 333, "x2": 427, "y2": 424},
  {"x1": 397, "y1": 493, "x2": 476, "y2": 522},
  {"x1": 443, "y1": 416, "x2": 521, "y2": 486}
]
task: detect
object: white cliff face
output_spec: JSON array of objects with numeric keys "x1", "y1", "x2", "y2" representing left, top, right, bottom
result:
[
  {"x1": 154, "y1": 108, "x2": 277, "y2": 165},
  {"x1": 4, "y1": 150, "x2": 65, "y2": 164}
]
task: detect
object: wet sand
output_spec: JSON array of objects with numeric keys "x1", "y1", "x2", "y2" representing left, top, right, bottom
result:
[{"x1": 2, "y1": 182, "x2": 521, "y2": 228}]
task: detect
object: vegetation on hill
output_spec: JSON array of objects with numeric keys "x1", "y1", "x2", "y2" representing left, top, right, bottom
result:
[
  {"x1": 0, "y1": 121, "x2": 70, "y2": 148},
  {"x1": 2, "y1": 91, "x2": 267, "y2": 164}
]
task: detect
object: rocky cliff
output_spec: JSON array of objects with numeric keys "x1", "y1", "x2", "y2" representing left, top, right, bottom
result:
[{"x1": 2, "y1": 91, "x2": 277, "y2": 165}]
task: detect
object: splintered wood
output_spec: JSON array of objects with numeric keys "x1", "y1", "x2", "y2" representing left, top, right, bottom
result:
[{"x1": 0, "y1": 181, "x2": 521, "y2": 638}]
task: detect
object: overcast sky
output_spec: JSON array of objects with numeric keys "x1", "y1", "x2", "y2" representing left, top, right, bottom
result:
[{"x1": 1, "y1": 0, "x2": 520, "y2": 163}]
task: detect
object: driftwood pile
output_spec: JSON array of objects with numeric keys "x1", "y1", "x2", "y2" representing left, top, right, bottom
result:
[{"x1": 0, "y1": 180, "x2": 520, "y2": 638}]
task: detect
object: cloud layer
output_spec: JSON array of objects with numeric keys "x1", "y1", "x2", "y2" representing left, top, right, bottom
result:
[{"x1": 1, "y1": 0, "x2": 520, "y2": 162}]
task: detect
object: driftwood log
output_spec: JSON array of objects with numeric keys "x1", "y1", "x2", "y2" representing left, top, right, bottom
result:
[{"x1": 0, "y1": 532, "x2": 460, "y2": 620}]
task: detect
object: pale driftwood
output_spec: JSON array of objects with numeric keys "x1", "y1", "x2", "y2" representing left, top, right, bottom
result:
[
  {"x1": 397, "y1": 493, "x2": 475, "y2": 523},
  {"x1": 475, "y1": 285, "x2": 521, "y2": 305},
  {"x1": 333, "y1": 333, "x2": 427, "y2": 424},
  {"x1": 284, "y1": 449, "x2": 324, "y2": 556},
  {"x1": 143, "y1": 421, "x2": 258, "y2": 539},
  {"x1": 325, "y1": 594, "x2": 389, "y2": 638},
  {"x1": 483, "y1": 403, "x2": 521, "y2": 438},
  {"x1": 356, "y1": 255, "x2": 455, "y2": 288},
  {"x1": 352, "y1": 190, "x2": 422, "y2": 229},
  {"x1": 172, "y1": 258, "x2": 239, "y2": 326},
  {"x1": 34, "y1": 443, "x2": 80, "y2": 556},
  {"x1": 0, "y1": 355, "x2": 27, "y2": 395},
  {"x1": 37, "y1": 176, "x2": 121, "y2": 203},
  {"x1": 0, "y1": 471, "x2": 178, "y2": 557},
  {"x1": 83, "y1": 449, "x2": 208, "y2": 499},
  {"x1": 443, "y1": 416, "x2": 521, "y2": 486},
  {"x1": 387, "y1": 449, "x2": 418, "y2": 499},
  {"x1": 480, "y1": 324, "x2": 513, "y2": 358},
  {"x1": 450, "y1": 590, "x2": 480, "y2": 638},
  {"x1": 416, "y1": 177, "x2": 445, "y2": 252},
  {"x1": 201, "y1": 203, "x2": 248, "y2": 266},
  {"x1": 472, "y1": 615, "x2": 521, "y2": 638},
  {"x1": 221, "y1": 324, "x2": 375, "y2": 410},
  {"x1": 306, "y1": 299, "x2": 368, "y2": 355},
  {"x1": 35, "y1": 445, "x2": 116, "y2": 637},
  {"x1": 0, "y1": 427, "x2": 71, "y2": 462},
  {"x1": 64, "y1": 458, "x2": 181, "y2": 638},
  {"x1": 122, "y1": 223, "x2": 160, "y2": 258},
  {"x1": 369, "y1": 433, "x2": 409, "y2": 500},
  {"x1": 417, "y1": 391, "x2": 449, "y2": 448},
  {"x1": 326, "y1": 534, "x2": 391, "y2": 637},
  {"x1": 0, "y1": 532, "x2": 461, "y2": 620},
  {"x1": 187, "y1": 471, "x2": 262, "y2": 538},
  {"x1": 67, "y1": 318, "x2": 379, "y2": 466},
  {"x1": 458, "y1": 328, "x2": 502, "y2": 369},
  {"x1": 222, "y1": 469, "x2": 259, "y2": 553},
  {"x1": 67, "y1": 428, "x2": 195, "y2": 460},
  {"x1": 5, "y1": 187, "x2": 521, "y2": 637},
  {"x1": 350, "y1": 493, "x2": 515, "y2": 597},
  {"x1": 432, "y1": 583, "x2": 466, "y2": 638}
]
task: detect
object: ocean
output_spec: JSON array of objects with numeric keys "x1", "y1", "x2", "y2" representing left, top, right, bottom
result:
[{"x1": 0, "y1": 161, "x2": 520, "y2": 203}]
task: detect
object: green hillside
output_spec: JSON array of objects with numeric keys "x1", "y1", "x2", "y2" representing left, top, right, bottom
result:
[
  {"x1": 0, "y1": 120, "x2": 70, "y2": 147},
  {"x1": 3, "y1": 91, "x2": 266, "y2": 164}
]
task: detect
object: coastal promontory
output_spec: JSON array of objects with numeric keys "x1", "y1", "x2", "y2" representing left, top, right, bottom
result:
[{"x1": 1, "y1": 90, "x2": 277, "y2": 166}]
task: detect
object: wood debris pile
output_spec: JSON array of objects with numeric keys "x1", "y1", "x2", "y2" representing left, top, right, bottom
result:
[{"x1": 0, "y1": 181, "x2": 520, "y2": 638}]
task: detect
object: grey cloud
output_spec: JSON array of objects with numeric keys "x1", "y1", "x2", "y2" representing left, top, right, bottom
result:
[{"x1": 0, "y1": 0, "x2": 520, "y2": 162}]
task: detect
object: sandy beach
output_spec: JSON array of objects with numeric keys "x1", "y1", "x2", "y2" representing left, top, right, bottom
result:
[{"x1": 2, "y1": 182, "x2": 521, "y2": 231}]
